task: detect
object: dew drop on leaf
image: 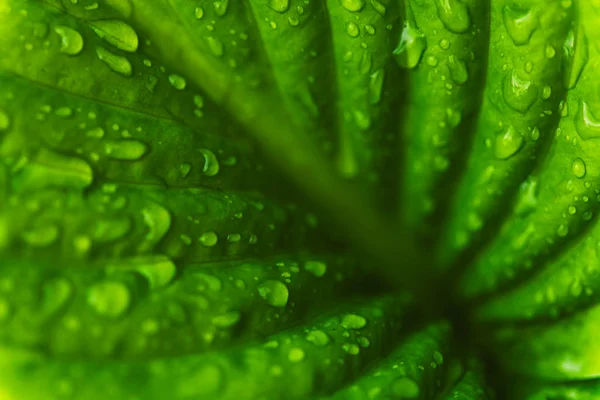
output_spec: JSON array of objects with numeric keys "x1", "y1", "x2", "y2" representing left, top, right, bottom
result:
[
  {"x1": 199, "y1": 148, "x2": 220, "y2": 176},
  {"x1": 562, "y1": 26, "x2": 588, "y2": 89},
  {"x1": 341, "y1": 313, "x2": 367, "y2": 329},
  {"x1": 54, "y1": 25, "x2": 84, "y2": 55},
  {"x1": 304, "y1": 260, "x2": 327, "y2": 277},
  {"x1": 369, "y1": 69, "x2": 385, "y2": 104},
  {"x1": 495, "y1": 125, "x2": 524, "y2": 160},
  {"x1": 199, "y1": 231, "x2": 218, "y2": 247},
  {"x1": 390, "y1": 377, "x2": 420, "y2": 398},
  {"x1": 21, "y1": 224, "x2": 59, "y2": 247},
  {"x1": 89, "y1": 20, "x2": 138, "y2": 52},
  {"x1": 339, "y1": 0, "x2": 366, "y2": 12},
  {"x1": 433, "y1": 0, "x2": 471, "y2": 34},
  {"x1": 346, "y1": 22, "x2": 360, "y2": 38},
  {"x1": 213, "y1": 0, "x2": 229, "y2": 16},
  {"x1": 288, "y1": 347, "x2": 305, "y2": 362},
  {"x1": 0, "y1": 109, "x2": 10, "y2": 131},
  {"x1": 194, "y1": 7, "x2": 204, "y2": 19},
  {"x1": 575, "y1": 101, "x2": 600, "y2": 140},
  {"x1": 448, "y1": 55, "x2": 468, "y2": 84},
  {"x1": 306, "y1": 329, "x2": 330, "y2": 346},
  {"x1": 572, "y1": 157, "x2": 586, "y2": 178},
  {"x1": 103, "y1": 139, "x2": 148, "y2": 160},
  {"x1": 393, "y1": 22, "x2": 427, "y2": 69},
  {"x1": 268, "y1": 0, "x2": 289, "y2": 13},
  {"x1": 111, "y1": 255, "x2": 176, "y2": 288},
  {"x1": 87, "y1": 281, "x2": 130, "y2": 318},
  {"x1": 258, "y1": 280, "x2": 289, "y2": 307},
  {"x1": 168, "y1": 74, "x2": 187, "y2": 90},
  {"x1": 96, "y1": 47, "x2": 133, "y2": 77},
  {"x1": 343, "y1": 343, "x2": 360, "y2": 355},
  {"x1": 41, "y1": 277, "x2": 73, "y2": 318},
  {"x1": 212, "y1": 311, "x2": 241, "y2": 327},
  {"x1": 503, "y1": 70, "x2": 537, "y2": 113},
  {"x1": 207, "y1": 37, "x2": 224, "y2": 57},
  {"x1": 502, "y1": 4, "x2": 538, "y2": 46}
]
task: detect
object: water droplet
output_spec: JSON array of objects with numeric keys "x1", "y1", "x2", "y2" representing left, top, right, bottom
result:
[
  {"x1": 343, "y1": 343, "x2": 360, "y2": 355},
  {"x1": 199, "y1": 231, "x2": 218, "y2": 247},
  {"x1": 503, "y1": 70, "x2": 537, "y2": 113},
  {"x1": 213, "y1": 0, "x2": 229, "y2": 16},
  {"x1": 168, "y1": 74, "x2": 187, "y2": 90},
  {"x1": 96, "y1": 47, "x2": 132, "y2": 76},
  {"x1": 207, "y1": 37, "x2": 224, "y2": 57},
  {"x1": 502, "y1": 5, "x2": 538, "y2": 46},
  {"x1": 0, "y1": 109, "x2": 10, "y2": 132},
  {"x1": 353, "y1": 109, "x2": 371, "y2": 130},
  {"x1": 448, "y1": 55, "x2": 468, "y2": 84},
  {"x1": 111, "y1": 255, "x2": 176, "y2": 288},
  {"x1": 391, "y1": 377, "x2": 420, "y2": 398},
  {"x1": 394, "y1": 22, "x2": 427, "y2": 69},
  {"x1": 434, "y1": 0, "x2": 471, "y2": 34},
  {"x1": 369, "y1": 69, "x2": 385, "y2": 104},
  {"x1": 576, "y1": 101, "x2": 600, "y2": 140},
  {"x1": 304, "y1": 260, "x2": 327, "y2": 277},
  {"x1": 18, "y1": 149, "x2": 93, "y2": 190},
  {"x1": 339, "y1": 0, "x2": 365, "y2": 12},
  {"x1": 178, "y1": 365, "x2": 223, "y2": 396},
  {"x1": 54, "y1": 25, "x2": 84, "y2": 55},
  {"x1": 563, "y1": 26, "x2": 588, "y2": 89},
  {"x1": 257, "y1": 280, "x2": 289, "y2": 307},
  {"x1": 90, "y1": 20, "x2": 138, "y2": 52},
  {"x1": 572, "y1": 158, "x2": 586, "y2": 178},
  {"x1": 371, "y1": 0, "x2": 386, "y2": 15},
  {"x1": 357, "y1": 336, "x2": 370, "y2": 348},
  {"x1": 104, "y1": 139, "x2": 148, "y2": 160},
  {"x1": 288, "y1": 347, "x2": 305, "y2": 362},
  {"x1": 195, "y1": 7, "x2": 204, "y2": 19},
  {"x1": 269, "y1": 0, "x2": 289, "y2": 13},
  {"x1": 557, "y1": 224, "x2": 569, "y2": 237},
  {"x1": 139, "y1": 203, "x2": 172, "y2": 252},
  {"x1": 87, "y1": 281, "x2": 130, "y2": 318},
  {"x1": 346, "y1": 22, "x2": 360, "y2": 38},
  {"x1": 341, "y1": 313, "x2": 367, "y2": 329},
  {"x1": 199, "y1": 149, "x2": 220, "y2": 176},
  {"x1": 306, "y1": 329, "x2": 330, "y2": 346},
  {"x1": 433, "y1": 351, "x2": 444, "y2": 364},
  {"x1": 22, "y1": 224, "x2": 59, "y2": 246},
  {"x1": 212, "y1": 311, "x2": 241, "y2": 327},
  {"x1": 41, "y1": 277, "x2": 73, "y2": 318},
  {"x1": 545, "y1": 44, "x2": 556, "y2": 59},
  {"x1": 495, "y1": 125, "x2": 524, "y2": 160}
]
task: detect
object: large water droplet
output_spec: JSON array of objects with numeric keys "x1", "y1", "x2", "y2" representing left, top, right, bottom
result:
[
  {"x1": 104, "y1": 139, "x2": 148, "y2": 160},
  {"x1": 90, "y1": 20, "x2": 138, "y2": 52},
  {"x1": 434, "y1": 0, "x2": 471, "y2": 34},
  {"x1": 576, "y1": 101, "x2": 600, "y2": 140},
  {"x1": 96, "y1": 47, "x2": 132, "y2": 77},
  {"x1": 306, "y1": 329, "x2": 330, "y2": 346},
  {"x1": 139, "y1": 203, "x2": 172, "y2": 252},
  {"x1": 448, "y1": 55, "x2": 468, "y2": 84},
  {"x1": 168, "y1": 74, "x2": 187, "y2": 90},
  {"x1": 393, "y1": 22, "x2": 427, "y2": 69},
  {"x1": 502, "y1": 4, "x2": 538, "y2": 46},
  {"x1": 304, "y1": 260, "x2": 327, "y2": 277},
  {"x1": 22, "y1": 224, "x2": 59, "y2": 247},
  {"x1": 87, "y1": 281, "x2": 130, "y2": 318},
  {"x1": 199, "y1": 231, "x2": 218, "y2": 247},
  {"x1": 199, "y1": 149, "x2": 220, "y2": 176},
  {"x1": 391, "y1": 377, "x2": 420, "y2": 398},
  {"x1": 572, "y1": 158, "x2": 586, "y2": 178},
  {"x1": 213, "y1": 0, "x2": 229, "y2": 16},
  {"x1": 109, "y1": 255, "x2": 176, "y2": 288},
  {"x1": 41, "y1": 277, "x2": 73, "y2": 318},
  {"x1": 562, "y1": 26, "x2": 588, "y2": 89},
  {"x1": 288, "y1": 347, "x2": 305, "y2": 362},
  {"x1": 339, "y1": 0, "x2": 365, "y2": 12},
  {"x1": 269, "y1": 0, "x2": 289, "y2": 13},
  {"x1": 495, "y1": 125, "x2": 524, "y2": 160},
  {"x1": 503, "y1": 70, "x2": 537, "y2": 113},
  {"x1": 257, "y1": 280, "x2": 289, "y2": 307},
  {"x1": 17, "y1": 149, "x2": 93, "y2": 190},
  {"x1": 54, "y1": 25, "x2": 84, "y2": 55},
  {"x1": 341, "y1": 313, "x2": 367, "y2": 329}
]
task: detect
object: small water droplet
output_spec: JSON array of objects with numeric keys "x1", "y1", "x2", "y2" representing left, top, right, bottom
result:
[
  {"x1": 306, "y1": 329, "x2": 330, "y2": 346},
  {"x1": 448, "y1": 55, "x2": 468, "y2": 84},
  {"x1": 346, "y1": 22, "x2": 360, "y2": 38},
  {"x1": 199, "y1": 231, "x2": 218, "y2": 247},
  {"x1": 212, "y1": 311, "x2": 240, "y2": 327},
  {"x1": 168, "y1": 74, "x2": 187, "y2": 90},
  {"x1": 213, "y1": 0, "x2": 229, "y2": 16},
  {"x1": 258, "y1": 280, "x2": 289, "y2": 307},
  {"x1": 54, "y1": 25, "x2": 84, "y2": 55},
  {"x1": 195, "y1": 7, "x2": 204, "y2": 19},
  {"x1": 563, "y1": 26, "x2": 588, "y2": 89},
  {"x1": 288, "y1": 347, "x2": 305, "y2": 362},
  {"x1": 391, "y1": 377, "x2": 420, "y2": 398},
  {"x1": 369, "y1": 69, "x2": 385, "y2": 104},
  {"x1": 0, "y1": 109, "x2": 10, "y2": 132},
  {"x1": 207, "y1": 37, "x2": 224, "y2": 57},
  {"x1": 572, "y1": 157, "x2": 586, "y2": 178},
  {"x1": 343, "y1": 343, "x2": 360, "y2": 355},
  {"x1": 22, "y1": 224, "x2": 59, "y2": 246}
]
